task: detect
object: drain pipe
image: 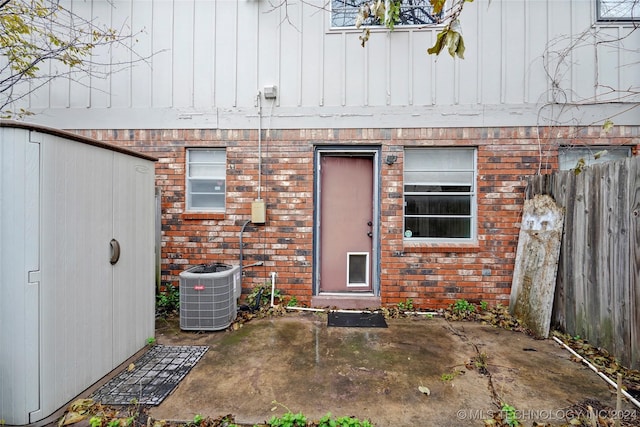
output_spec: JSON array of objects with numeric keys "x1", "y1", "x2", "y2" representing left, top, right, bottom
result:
[
  {"x1": 239, "y1": 219, "x2": 251, "y2": 275},
  {"x1": 552, "y1": 336, "x2": 640, "y2": 409},
  {"x1": 270, "y1": 271, "x2": 277, "y2": 307}
]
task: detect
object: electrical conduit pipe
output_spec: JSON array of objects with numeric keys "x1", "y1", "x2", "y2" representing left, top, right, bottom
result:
[
  {"x1": 268, "y1": 274, "x2": 439, "y2": 316},
  {"x1": 552, "y1": 336, "x2": 640, "y2": 409}
]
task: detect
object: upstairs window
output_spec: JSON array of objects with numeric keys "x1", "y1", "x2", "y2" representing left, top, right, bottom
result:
[
  {"x1": 186, "y1": 148, "x2": 226, "y2": 212},
  {"x1": 597, "y1": 0, "x2": 639, "y2": 21},
  {"x1": 404, "y1": 148, "x2": 476, "y2": 241},
  {"x1": 331, "y1": 0, "x2": 443, "y2": 28}
]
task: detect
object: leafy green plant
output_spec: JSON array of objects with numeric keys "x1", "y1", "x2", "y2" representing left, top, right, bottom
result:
[
  {"x1": 156, "y1": 283, "x2": 180, "y2": 318},
  {"x1": 246, "y1": 284, "x2": 282, "y2": 309},
  {"x1": 452, "y1": 299, "x2": 475, "y2": 315},
  {"x1": 397, "y1": 298, "x2": 414, "y2": 311},
  {"x1": 107, "y1": 419, "x2": 121, "y2": 427},
  {"x1": 146, "y1": 337, "x2": 156, "y2": 346},
  {"x1": 501, "y1": 403, "x2": 520, "y2": 427},
  {"x1": 192, "y1": 414, "x2": 203, "y2": 425},
  {"x1": 440, "y1": 370, "x2": 462, "y2": 383},
  {"x1": 480, "y1": 300, "x2": 489, "y2": 311},
  {"x1": 287, "y1": 295, "x2": 299, "y2": 307},
  {"x1": 268, "y1": 411, "x2": 307, "y2": 427},
  {"x1": 334, "y1": 416, "x2": 373, "y2": 427},
  {"x1": 89, "y1": 416, "x2": 102, "y2": 427}
]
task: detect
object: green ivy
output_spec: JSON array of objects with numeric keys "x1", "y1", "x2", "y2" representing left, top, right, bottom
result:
[{"x1": 156, "y1": 283, "x2": 180, "y2": 318}]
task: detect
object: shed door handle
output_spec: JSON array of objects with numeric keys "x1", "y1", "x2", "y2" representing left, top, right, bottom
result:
[{"x1": 110, "y1": 239, "x2": 121, "y2": 265}]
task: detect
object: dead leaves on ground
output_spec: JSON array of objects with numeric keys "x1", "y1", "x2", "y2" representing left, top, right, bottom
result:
[
  {"x1": 57, "y1": 398, "x2": 144, "y2": 427},
  {"x1": 444, "y1": 303, "x2": 530, "y2": 334}
]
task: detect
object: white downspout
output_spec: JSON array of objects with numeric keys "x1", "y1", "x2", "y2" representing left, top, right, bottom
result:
[{"x1": 270, "y1": 271, "x2": 276, "y2": 307}]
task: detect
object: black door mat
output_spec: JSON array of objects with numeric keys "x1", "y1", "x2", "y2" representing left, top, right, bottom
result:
[
  {"x1": 328, "y1": 311, "x2": 388, "y2": 328},
  {"x1": 91, "y1": 345, "x2": 208, "y2": 406}
]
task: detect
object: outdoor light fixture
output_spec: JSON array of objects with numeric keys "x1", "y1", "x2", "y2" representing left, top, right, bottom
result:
[{"x1": 385, "y1": 155, "x2": 397, "y2": 165}]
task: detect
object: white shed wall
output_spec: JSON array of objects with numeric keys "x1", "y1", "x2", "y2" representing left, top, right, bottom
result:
[
  {"x1": 0, "y1": 124, "x2": 156, "y2": 425},
  {"x1": 12, "y1": 0, "x2": 640, "y2": 129}
]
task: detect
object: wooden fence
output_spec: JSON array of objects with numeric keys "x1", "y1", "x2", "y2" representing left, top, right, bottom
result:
[{"x1": 526, "y1": 156, "x2": 640, "y2": 370}]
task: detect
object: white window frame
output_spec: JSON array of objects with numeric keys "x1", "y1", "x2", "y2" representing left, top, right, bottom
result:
[
  {"x1": 403, "y1": 147, "x2": 477, "y2": 243},
  {"x1": 330, "y1": 0, "x2": 444, "y2": 29},
  {"x1": 186, "y1": 148, "x2": 226, "y2": 212},
  {"x1": 597, "y1": 0, "x2": 639, "y2": 21}
]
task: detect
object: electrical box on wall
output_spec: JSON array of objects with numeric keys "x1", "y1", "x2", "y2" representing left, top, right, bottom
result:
[
  {"x1": 252, "y1": 199, "x2": 266, "y2": 224},
  {"x1": 263, "y1": 85, "x2": 278, "y2": 99}
]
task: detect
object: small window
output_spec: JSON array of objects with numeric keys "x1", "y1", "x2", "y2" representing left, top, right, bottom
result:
[
  {"x1": 331, "y1": 0, "x2": 443, "y2": 28},
  {"x1": 558, "y1": 146, "x2": 632, "y2": 171},
  {"x1": 404, "y1": 148, "x2": 476, "y2": 241},
  {"x1": 597, "y1": 0, "x2": 639, "y2": 21},
  {"x1": 186, "y1": 148, "x2": 226, "y2": 212}
]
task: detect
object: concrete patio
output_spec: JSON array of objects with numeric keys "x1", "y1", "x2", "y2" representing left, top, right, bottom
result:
[{"x1": 148, "y1": 311, "x2": 638, "y2": 426}]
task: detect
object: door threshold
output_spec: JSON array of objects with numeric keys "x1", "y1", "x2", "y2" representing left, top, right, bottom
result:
[{"x1": 311, "y1": 295, "x2": 381, "y2": 310}]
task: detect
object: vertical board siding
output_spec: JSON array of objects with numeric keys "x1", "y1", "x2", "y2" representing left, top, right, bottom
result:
[
  {"x1": 278, "y1": 1, "x2": 301, "y2": 107},
  {"x1": 597, "y1": 27, "x2": 622, "y2": 102},
  {"x1": 527, "y1": 156, "x2": 640, "y2": 370},
  {"x1": 12, "y1": 0, "x2": 639, "y2": 127},
  {"x1": 192, "y1": 0, "x2": 216, "y2": 109},
  {"x1": 621, "y1": 29, "x2": 640, "y2": 95},
  {"x1": 238, "y1": 0, "x2": 260, "y2": 108},
  {"x1": 131, "y1": 0, "x2": 153, "y2": 108},
  {"x1": 256, "y1": 1, "x2": 280, "y2": 106},
  {"x1": 389, "y1": 32, "x2": 410, "y2": 106},
  {"x1": 410, "y1": 30, "x2": 433, "y2": 106},
  {"x1": 89, "y1": 0, "x2": 115, "y2": 108},
  {"x1": 151, "y1": 0, "x2": 174, "y2": 107},
  {"x1": 503, "y1": 0, "x2": 526, "y2": 104},
  {"x1": 110, "y1": 0, "x2": 134, "y2": 109},
  {"x1": 172, "y1": 0, "x2": 195, "y2": 108}
]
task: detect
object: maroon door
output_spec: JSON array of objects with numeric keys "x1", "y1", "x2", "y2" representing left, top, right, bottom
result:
[{"x1": 319, "y1": 156, "x2": 374, "y2": 293}]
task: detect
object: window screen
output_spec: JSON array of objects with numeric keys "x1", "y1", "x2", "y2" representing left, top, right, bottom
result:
[
  {"x1": 597, "y1": 0, "x2": 639, "y2": 20},
  {"x1": 331, "y1": 0, "x2": 443, "y2": 27},
  {"x1": 186, "y1": 148, "x2": 226, "y2": 211},
  {"x1": 404, "y1": 148, "x2": 476, "y2": 240}
]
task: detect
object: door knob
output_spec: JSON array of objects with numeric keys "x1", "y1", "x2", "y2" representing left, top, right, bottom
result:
[
  {"x1": 367, "y1": 221, "x2": 372, "y2": 226},
  {"x1": 367, "y1": 231, "x2": 373, "y2": 237}
]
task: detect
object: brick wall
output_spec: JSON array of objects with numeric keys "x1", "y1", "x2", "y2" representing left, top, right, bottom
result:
[{"x1": 73, "y1": 126, "x2": 639, "y2": 309}]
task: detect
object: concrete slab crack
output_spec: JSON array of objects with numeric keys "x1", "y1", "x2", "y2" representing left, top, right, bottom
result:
[{"x1": 444, "y1": 320, "x2": 501, "y2": 407}]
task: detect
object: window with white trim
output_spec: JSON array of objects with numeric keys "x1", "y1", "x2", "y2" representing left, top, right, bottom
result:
[
  {"x1": 403, "y1": 148, "x2": 476, "y2": 241},
  {"x1": 597, "y1": 0, "x2": 639, "y2": 21},
  {"x1": 558, "y1": 146, "x2": 632, "y2": 171},
  {"x1": 331, "y1": 0, "x2": 443, "y2": 28},
  {"x1": 186, "y1": 148, "x2": 226, "y2": 212}
]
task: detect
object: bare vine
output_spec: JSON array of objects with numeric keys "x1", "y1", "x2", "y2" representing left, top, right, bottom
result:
[{"x1": 535, "y1": 21, "x2": 639, "y2": 173}]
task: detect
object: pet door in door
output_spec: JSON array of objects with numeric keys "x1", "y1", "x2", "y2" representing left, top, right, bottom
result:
[{"x1": 347, "y1": 252, "x2": 369, "y2": 287}]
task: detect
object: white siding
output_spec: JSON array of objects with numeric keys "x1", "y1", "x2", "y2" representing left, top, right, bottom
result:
[{"x1": 15, "y1": 0, "x2": 639, "y2": 129}]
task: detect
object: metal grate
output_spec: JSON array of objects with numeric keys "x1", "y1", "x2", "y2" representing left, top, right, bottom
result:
[{"x1": 91, "y1": 345, "x2": 208, "y2": 406}]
